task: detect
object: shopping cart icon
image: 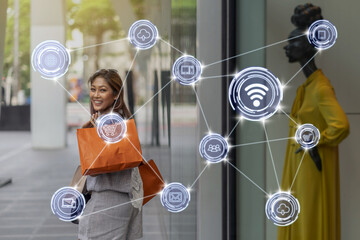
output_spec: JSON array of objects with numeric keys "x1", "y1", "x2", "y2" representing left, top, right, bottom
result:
[
  {"x1": 103, "y1": 124, "x2": 118, "y2": 137},
  {"x1": 302, "y1": 132, "x2": 314, "y2": 142}
]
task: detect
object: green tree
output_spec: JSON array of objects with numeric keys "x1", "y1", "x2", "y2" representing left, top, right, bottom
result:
[
  {"x1": 130, "y1": 0, "x2": 145, "y2": 19},
  {"x1": 67, "y1": 0, "x2": 121, "y2": 69},
  {"x1": 3, "y1": 0, "x2": 31, "y2": 99}
]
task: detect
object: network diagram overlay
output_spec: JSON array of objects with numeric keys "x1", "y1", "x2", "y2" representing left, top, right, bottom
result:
[{"x1": 31, "y1": 19, "x2": 337, "y2": 226}]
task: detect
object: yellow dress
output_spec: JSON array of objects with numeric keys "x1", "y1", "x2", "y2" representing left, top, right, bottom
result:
[{"x1": 277, "y1": 69, "x2": 350, "y2": 240}]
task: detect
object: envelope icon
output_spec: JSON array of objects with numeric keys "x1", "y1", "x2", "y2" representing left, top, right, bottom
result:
[
  {"x1": 169, "y1": 192, "x2": 182, "y2": 203},
  {"x1": 62, "y1": 198, "x2": 76, "y2": 208}
]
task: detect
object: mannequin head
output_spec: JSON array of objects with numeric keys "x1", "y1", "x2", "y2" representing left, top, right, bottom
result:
[
  {"x1": 291, "y1": 3, "x2": 323, "y2": 30},
  {"x1": 284, "y1": 4, "x2": 323, "y2": 76},
  {"x1": 284, "y1": 28, "x2": 317, "y2": 63}
]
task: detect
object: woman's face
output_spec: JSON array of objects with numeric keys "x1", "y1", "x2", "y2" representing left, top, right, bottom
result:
[
  {"x1": 90, "y1": 77, "x2": 116, "y2": 113},
  {"x1": 284, "y1": 29, "x2": 307, "y2": 63}
]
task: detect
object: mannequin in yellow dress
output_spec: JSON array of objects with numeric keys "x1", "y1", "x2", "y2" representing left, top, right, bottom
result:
[{"x1": 278, "y1": 4, "x2": 350, "y2": 240}]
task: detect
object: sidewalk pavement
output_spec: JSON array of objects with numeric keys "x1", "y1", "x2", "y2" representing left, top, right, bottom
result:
[
  {"x1": 0, "y1": 124, "x2": 197, "y2": 240},
  {"x1": 0, "y1": 131, "x2": 79, "y2": 240}
]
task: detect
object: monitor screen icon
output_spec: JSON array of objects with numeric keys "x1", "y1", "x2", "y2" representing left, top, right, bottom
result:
[{"x1": 61, "y1": 198, "x2": 76, "y2": 208}]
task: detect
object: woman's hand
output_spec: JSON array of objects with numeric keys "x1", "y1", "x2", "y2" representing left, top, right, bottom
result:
[{"x1": 90, "y1": 112, "x2": 99, "y2": 127}]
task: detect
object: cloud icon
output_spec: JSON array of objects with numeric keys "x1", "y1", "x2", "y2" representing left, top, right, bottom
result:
[
  {"x1": 276, "y1": 203, "x2": 290, "y2": 216},
  {"x1": 137, "y1": 29, "x2": 151, "y2": 41}
]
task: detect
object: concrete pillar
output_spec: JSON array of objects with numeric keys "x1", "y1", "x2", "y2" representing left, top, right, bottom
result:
[
  {"x1": 0, "y1": 0, "x2": 13, "y2": 188},
  {"x1": 197, "y1": 0, "x2": 223, "y2": 239},
  {"x1": 0, "y1": 0, "x2": 8, "y2": 110},
  {"x1": 30, "y1": 0, "x2": 67, "y2": 149}
]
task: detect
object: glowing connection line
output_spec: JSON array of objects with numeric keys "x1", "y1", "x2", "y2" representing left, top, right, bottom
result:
[
  {"x1": 290, "y1": 150, "x2": 307, "y2": 191},
  {"x1": 190, "y1": 163, "x2": 209, "y2": 189},
  {"x1": 203, "y1": 34, "x2": 306, "y2": 68},
  {"x1": 56, "y1": 80, "x2": 91, "y2": 116},
  {"x1": 126, "y1": 137, "x2": 166, "y2": 185},
  {"x1": 263, "y1": 122, "x2": 281, "y2": 189},
  {"x1": 129, "y1": 78, "x2": 173, "y2": 119},
  {"x1": 231, "y1": 137, "x2": 293, "y2": 148},
  {"x1": 76, "y1": 144, "x2": 108, "y2": 186},
  {"x1": 279, "y1": 108, "x2": 300, "y2": 126},
  {"x1": 68, "y1": 37, "x2": 129, "y2": 52},
  {"x1": 227, "y1": 160, "x2": 269, "y2": 196},
  {"x1": 81, "y1": 193, "x2": 159, "y2": 218},
  {"x1": 283, "y1": 51, "x2": 319, "y2": 87},
  {"x1": 227, "y1": 117, "x2": 242, "y2": 138},
  {"x1": 159, "y1": 38, "x2": 186, "y2": 55},
  {"x1": 193, "y1": 86, "x2": 211, "y2": 132},
  {"x1": 200, "y1": 74, "x2": 236, "y2": 80},
  {"x1": 112, "y1": 50, "x2": 140, "y2": 113}
]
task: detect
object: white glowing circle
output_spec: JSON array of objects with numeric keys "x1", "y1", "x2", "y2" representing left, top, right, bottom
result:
[
  {"x1": 128, "y1": 20, "x2": 158, "y2": 50},
  {"x1": 265, "y1": 192, "x2": 300, "y2": 226},
  {"x1": 229, "y1": 67, "x2": 283, "y2": 121},
  {"x1": 199, "y1": 133, "x2": 229, "y2": 163},
  {"x1": 295, "y1": 123, "x2": 320, "y2": 149},
  {"x1": 172, "y1": 55, "x2": 202, "y2": 85},
  {"x1": 96, "y1": 113, "x2": 127, "y2": 143},
  {"x1": 307, "y1": 20, "x2": 337, "y2": 50},
  {"x1": 31, "y1": 40, "x2": 71, "y2": 80},
  {"x1": 160, "y1": 182, "x2": 190, "y2": 213},
  {"x1": 50, "y1": 187, "x2": 86, "y2": 222}
]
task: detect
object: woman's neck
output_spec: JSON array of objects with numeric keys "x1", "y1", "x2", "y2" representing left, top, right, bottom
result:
[
  {"x1": 300, "y1": 58, "x2": 318, "y2": 78},
  {"x1": 98, "y1": 107, "x2": 112, "y2": 116}
]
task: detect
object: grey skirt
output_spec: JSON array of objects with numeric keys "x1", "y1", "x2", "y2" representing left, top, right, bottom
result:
[{"x1": 78, "y1": 191, "x2": 142, "y2": 240}]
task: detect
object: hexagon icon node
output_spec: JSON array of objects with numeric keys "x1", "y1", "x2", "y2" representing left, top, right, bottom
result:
[
  {"x1": 31, "y1": 40, "x2": 71, "y2": 80},
  {"x1": 172, "y1": 55, "x2": 202, "y2": 85},
  {"x1": 128, "y1": 20, "x2": 158, "y2": 50},
  {"x1": 199, "y1": 133, "x2": 228, "y2": 163},
  {"x1": 228, "y1": 67, "x2": 282, "y2": 121},
  {"x1": 51, "y1": 187, "x2": 86, "y2": 222},
  {"x1": 295, "y1": 123, "x2": 320, "y2": 149},
  {"x1": 307, "y1": 20, "x2": 337, "y2": 50},
  {"x1": 160, "y1": 182, "x2": 190, "y2": 213},
  {"x1": 265, "y1": 192, "x2": 300, "y2": 226},
  {"x1": 97, "y1": 112, "x2": 127, "y2": 143}
]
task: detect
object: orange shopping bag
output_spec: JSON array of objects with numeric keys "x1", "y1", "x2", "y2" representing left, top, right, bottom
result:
[
  {"x1": 139, "y1": 159, "x2": 165, "y2": 205},
  {"x1": 77, "y1": 119, "x2": 143, "y2": 175}
]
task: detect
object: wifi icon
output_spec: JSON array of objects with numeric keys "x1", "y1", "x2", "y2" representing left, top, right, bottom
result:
[
  {"x1": 229, "y1": 66, "x2": 282, "y2": 121},
  {"x1": 244, "y1": 83, "x2": 269, "y2": 107}
]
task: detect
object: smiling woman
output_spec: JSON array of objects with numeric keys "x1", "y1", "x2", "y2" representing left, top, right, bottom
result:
[
  {"x1": 90, "y1": 77, "x2": 116, "y2": 114},
  {"x1": 82, "y1": 69, "x2": 132, "y2": 128},
  {"x1": 79, "y1": 69, "x2": 143, "y2": 240}
]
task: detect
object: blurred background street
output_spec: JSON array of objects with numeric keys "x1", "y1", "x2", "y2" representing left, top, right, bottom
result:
[
  {"x1": 1, "y1": 0, "x2": 360, "y2": 239},
  {"x1": 0, "y1": 105, "x2": 198, "y2": 240}
]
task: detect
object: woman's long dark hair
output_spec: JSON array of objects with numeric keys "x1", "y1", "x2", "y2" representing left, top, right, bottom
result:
[{"x1": 88, "y1": 69, "x2": 132, "y2": 119}]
